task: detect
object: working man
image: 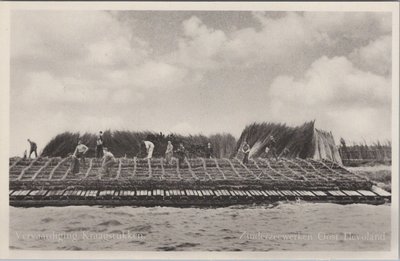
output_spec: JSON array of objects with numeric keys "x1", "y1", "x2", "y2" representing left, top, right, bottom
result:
[
  {"x1": 206, "y1": 142, "x2": 213, "y2": 159},
  {"x1": 71, "y1": 140, "x2": 89, "y2": 174},
  {"x1": 27, "y1": 139, "x2": 38, "y2": 158},
  {"x1": 175, "y1": 143, "x2": 187, "y2": 168},
  {"x1": 268, "y1": 135, "x2": 279, "y2": 160},
  {"x1": 96, "y1": 131, "x2": 104, "y2": 158},
  {"x1": 241, "y1": 141, "x2": 251, "y2": 164},
  {"x1": 102, "y1": 147, "x2": 116, "y2": 176},
  {"x1": 165, "y1": 141, "x2": 173, "y2": 165},
  {"x1": 144, "y1": 140, "x2": 155, "y2": 159}
]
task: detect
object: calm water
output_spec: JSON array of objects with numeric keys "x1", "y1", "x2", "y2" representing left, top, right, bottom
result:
[{"x1": 10, "y1": 202, "x2": 391, "y2": 251}]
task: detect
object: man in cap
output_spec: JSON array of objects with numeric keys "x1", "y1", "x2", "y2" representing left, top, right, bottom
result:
[{"x1": 27, "y1": 139, "x2": 38, "y2": 158}]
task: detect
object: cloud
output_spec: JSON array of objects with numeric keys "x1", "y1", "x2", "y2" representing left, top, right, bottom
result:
[
  {"x1": 267, "y1": 56, "x2": 391, "y2": 142},
  {"x1": 171, "y1": 16, "x2": 227, "y2": 70},
  {"x1": 11, "y1": 10, "x2": 200, "y2": 113},
  {"x1": 350, "y1": 35, "x2": 392, "y2": 75},
  {"x1": 173, "y1": 12, "x2": 391, "y2": 71}
]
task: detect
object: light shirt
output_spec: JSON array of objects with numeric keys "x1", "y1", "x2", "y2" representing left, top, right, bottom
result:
[
  {"x1": 76, "y1": 144, "x2": 88, "y2": 153},
  {"x1": 144, "y1": 141, "x2": 154, "y2": 150},
  {"x1": 96, "y1": 135, "x2": 103, "y2": 145},
  {"x1": 103, "y1": 151, "x2": 115, "y2": 161},
  {"x1": 166, "y1": 143, "x2": 173, "y2": 153}
]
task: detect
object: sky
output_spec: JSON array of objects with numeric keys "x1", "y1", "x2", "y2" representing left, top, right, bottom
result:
[{"x1": 10, "y1": 10, "x2": 392, "y2": 156}]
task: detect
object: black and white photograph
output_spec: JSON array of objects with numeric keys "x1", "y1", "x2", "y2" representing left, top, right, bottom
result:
[{"x1": 2, "y1": 1, "x2": 399, "y2": 258}]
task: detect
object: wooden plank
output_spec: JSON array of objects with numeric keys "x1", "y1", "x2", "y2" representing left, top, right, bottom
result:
[
  {"x1": 244, "y1": 191, "x2": 252, "y2": 197},
  {"x1": 342, "y1": 190, "x2": 362, "y2": 197},
  {"x1": 357, "y1": 190, "x2": 377, "y2": 197},
  {"x1": 276, "y1": 191, "x2": 285, "y2": 197},
  {"x1": 13, "y1": 191, "x2": 21, "y2": 196},
  {"x1": 328, "y1": 190, "x2": 346, "y2": 197},
  {"x1": 28, "y1": 190, "x2": 40, "y2": 196},
  {"x1": 230, "y1": 190, "x2": 238, "y2": 196},
  {"x1": 313, "y1": 191, "x2": 327, "y2": 196},
  {"x1": 255, "y1": 190, "x2": 263, "y2": 196},
  {"x1": 248, "y1": 190, "x2": 258, "y2": 196},
  {"x1": 37, "y1": 190, "x2": 48, "y2": 196},
  {"x1": 372, "y1": 186, "x2": 391, "y2": 197},
  {"x1": 294, "y1": 191, "x2": 303, "y2": 196}
]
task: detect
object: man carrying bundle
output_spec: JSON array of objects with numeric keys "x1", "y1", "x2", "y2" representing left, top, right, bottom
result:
[
  {"x1": 268, "y1": 135, "x2": 279, "y2": 160},
  {"x1": 144, "y1": 140, "x2": 155, "y2": 159},
  {"x1": 206, "y1": 142, "x2": 214, "y2": 159},
  {"x1": 71, "y1": 140, "x2": 89, "y2": 174},
  {"x1": 27, "y1": 139, "x2": 38, "y2": 158},
  {"x1": 102, "y1": 147, "x2": 116, "y2": 176},
  {"x1": 241, "y1": 141, "x2": 251, "y2": 165},
  {"x1": 165, "y1": 140, "x2": 173, "y2": 165},
  {"x1": 96, "y1": 131, "x2": 104, "y2": 158},
  {"x1": 175, "y1": 143, "x2": 187, "y2": 168}
]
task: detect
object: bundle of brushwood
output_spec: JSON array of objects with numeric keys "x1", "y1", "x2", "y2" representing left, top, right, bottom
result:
[
  {"x1": 235, "y1": 121, "x2": 342, "y2": 163},
  {"x1": 41, "y1": 131, "x2": 236, "y2": 159}
]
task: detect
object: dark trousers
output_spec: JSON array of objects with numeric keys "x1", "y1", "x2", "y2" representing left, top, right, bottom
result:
[
  {"x1": 29, "y1": 148, "x2": 37, "y2": 158},
  {"x1": 177, "y1": 157, "x2": 185, "y2": 168},
  {"x1": 243, "y1": 153, "x2": 249, "y2": 164},
  {"x1": 71, "y1": 153, "x2": 85, "y2": 174},
  {"x1": 96, "y1": 145, "x2": 103, "y2": 158},
  {"x1": 103, "y1": 159, "x2": 115, "y2": 174},
  {"x1": 71, "y1": 157, "x2": 80, "y2": 174}
]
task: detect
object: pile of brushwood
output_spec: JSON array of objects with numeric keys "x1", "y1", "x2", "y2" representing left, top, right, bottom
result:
[{"x1": 41, "y1": 131, "x2": 236, "y2": 159}]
